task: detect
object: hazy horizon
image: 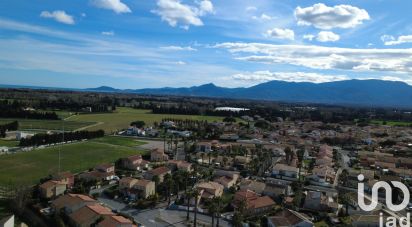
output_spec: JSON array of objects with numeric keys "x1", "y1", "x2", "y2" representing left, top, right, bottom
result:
[{"x1": 1, "y1": 0, "x2": 412, "y2": 89}]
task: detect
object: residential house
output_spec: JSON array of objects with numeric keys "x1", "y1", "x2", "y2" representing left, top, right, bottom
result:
[
  {"x1": 143, "y1": 166, "x2": 171, "y2": 183},
  {"x1": 52, "y1": 194, "x2": 96, "y2": 214},
  {"x1": 150, "y1": 148, "x2": 169, "y2": 162},
  {"x1": 303, "y1": 191, "x2": 338, "y2": 212},
  {"x1": 167, "y1": 160, "x2": 192, "y2": 172},
  {"x1": 263, "y1": 182, "x2": 292, "y2": 199},
  {"x1": 97, "y1": 215, "x2": 134, "y2": 227},
  {"x1": 213, "y1": 170, "x2": 240, "y2": 189},
  {"x1": 232, "y1": 189, "x2": 276, "y2": 217},
  {"x1": 0, "y1": 215, "x2": 14, "y2": 227},
  {"x1": 272, "y1": 164, "x2": 299, "y2": 180},
  {"x1": 239, "y1": 179, "x2": 266, "y2": 195},
  {"x1": 39, "y1": 180, "x2": 67, "y2": 199},
  {"x1": 196, "y1": 141, "x2": 212, "y2": 152},
  {"x1": 119, "y1": 155, "x2": 149, "y2": 171},
  {"x1": 196, "y1": 181, "x2": 224, "y2": 199},
  {"x1": 79, "y1": 163, "x2": 116, "y2": 182},
  {"x1": 119, "y1": 177, "x2": 139, "y2": 190},
  {"x1": 52, "y1": 171, "x2": 75, "y2": 188},
  {"x1": 267, "y1": 209, "x2": 313, "y2": 227},
  {"x1": 69, "y1": 204, "x2": 114, "y2": 227}
]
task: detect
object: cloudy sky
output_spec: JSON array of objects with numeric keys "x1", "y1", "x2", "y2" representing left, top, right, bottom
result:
[{"x1": 1, "y1": 0, "x2": 412, "y2": 88}]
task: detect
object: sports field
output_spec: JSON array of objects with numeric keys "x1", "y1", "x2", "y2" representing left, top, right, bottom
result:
[
  {"x1": 0, "y1": 136, "x2": 148, "y2": 186},
  {"x1": 68, "y1": 107, "x2": 226, "y2": 133}
]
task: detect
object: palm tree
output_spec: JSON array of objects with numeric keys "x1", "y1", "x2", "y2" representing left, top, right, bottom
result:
[
  {"x1": 213, "y1": 196, "x2": 223, "y2": 227},
  {"x1": 207, "y1": 199, "x2": 217, "y2": 227},
  {"x1": 192, "y1": 188, "x2": 201, "y2": 227},
  {"x1": 208, "y1": 152, "x2": 212, "y2": 166},
  {"x1": 164, "y1": 173, "x2": 173, "y2": 205},
  {"x1": 173, "y1": 170, "x2": 183, "y2": 200}
]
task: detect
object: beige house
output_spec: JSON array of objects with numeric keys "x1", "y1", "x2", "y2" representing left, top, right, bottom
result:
[
  {"x1": 39, "y1": 180, "x2": 67, "y2": 199},
  {"x1": 52, "y1": 194, "x2": 97, "y2": 214},
  {"x1": 196, "y1": 181, "x2": 224, "y2": 199},
  {"x1": 143, "y1": 166, "x2": 171, "y2": 183},
  {"x1": 150, "y1": 148, "x2": 169, "y2": 162},
  {"x1": 97, "y1": 215, "x2": 134, "y2": 227},
  {"x1": 120, "y1": 155, "x2": 150, "y2": 171}
]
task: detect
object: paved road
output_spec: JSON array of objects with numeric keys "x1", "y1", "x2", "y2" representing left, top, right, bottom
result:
[{"x1": 98, "y1": 195, "x2": 231, "y2": 226}]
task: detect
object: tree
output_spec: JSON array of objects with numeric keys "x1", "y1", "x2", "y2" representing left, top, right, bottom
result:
[
  {"x1": 223, "y1": 116, "x2": 236, "y2": 123},
  {"x1": 164, "y1": 173, "x2": 174, "y2": 205},
  {"x1": 207, "y1": 199, "x2": 217, "y2": 227},
  {"x1": 130, "y1": 120, "x2": 145, "y2": 128},
  {"x1": 192, "y1": 189, "x2": 201, "y2": 227}
]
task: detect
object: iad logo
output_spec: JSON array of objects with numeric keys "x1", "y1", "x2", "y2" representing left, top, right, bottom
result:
[
  {"x1": 357, "y1": 174, "x2": 409, "y2": 211},
  {"x1": 357, "y1": 174, "x2": 410, "y2": 227}
]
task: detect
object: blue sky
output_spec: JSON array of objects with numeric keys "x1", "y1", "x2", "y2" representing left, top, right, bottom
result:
[{"x1": 1, "y1": 0, "x2": 412, "y2": 89}]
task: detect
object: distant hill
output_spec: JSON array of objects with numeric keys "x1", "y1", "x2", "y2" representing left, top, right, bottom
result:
[
  {"x1": 126, "y1": 80, "x2": 412, "y2": 108},
  {"x1": 2, "y1": 79, "x2": 412, "y2": 107}
]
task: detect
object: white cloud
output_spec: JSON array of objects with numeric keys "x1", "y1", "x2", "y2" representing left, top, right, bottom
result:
[
  {"x1": 214, "y1": 42, "x2": 412, "y2": 74},
  {"x1": 152, "y1": 0, "x2": 214, "y2": 29},
  {"x1": 232, "y1": 71, "x2": 348, "y2": 83},
  {"x1": 384, "y1": 35, "x2": 412, "y2": 46},
  {"x1": 198, "y1": 0, "x2": 214, "y2": 16},
  {"x1": 90, "y1": 0, "x2": 131, "y2": 14},
  {"x1": 316, "y1": 31, "x2": 340, "y2": 42},
  {"x1": 295, "y1": 3, "x2": 370, "y2": 29},
  {"x1": 266, "y1": 28, "x2": 294, "y2": 40},
  {"x1": 40, "y1": 10, "x2": 75, "y2": 25},
  {"x1": 160, "y1": 45, "x2": 197, "y2": 51},
  {"x1": 246, "y1": 6, "x2": 257, "y2": 12},
  {"x1": 101, "y1": 31, "x2": 115, "y2": 36},
  {"x1": 303, "y1": 34, "x2": 315, "y2": 41},
  {"x1": 176, "y1": 61, "x2": 186, "y2": 65},
  {"x1": 252, "y1": 13, "x2": 274, "y2": 21}
]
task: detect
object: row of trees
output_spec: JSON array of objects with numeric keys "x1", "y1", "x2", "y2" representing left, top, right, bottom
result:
[
  {"x1": 19, "y1": 130, "x2": 105, "y2": 147},
  {"x1": 0, "y1": 121, "x2": 18, "y2": 138},
  {"x1": 0, "y1": 101, "x2": 59, "y2": 120}
]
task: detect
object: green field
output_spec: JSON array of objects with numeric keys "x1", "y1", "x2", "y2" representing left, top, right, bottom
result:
[
  {"x1": 371, "y1": 120, "x2": 412, "y2": 127},
  {"x1": 0, "y1": 137, "x2": 148, "y2": 185},
  {"x1": 93, "y1": 136, "x2": 147, "y2": 147},
  {"x1": 68, "y1": 107, "x2": 226, "y2": 133},
  {"x1": 0, "y1": 139, "x2": 19, "y2": 147},
  {"x1": 0, "y1": 118, "x2": 95, "y2": 131}
]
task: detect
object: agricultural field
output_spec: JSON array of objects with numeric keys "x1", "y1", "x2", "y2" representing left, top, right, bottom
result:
[
  {"x1": 68, "y1": 107, "x2": 227, "y2": 133},
  {"x1": 0, "y1": 136, "x2": 148, "y2": 186},
  {"x1": 0, "y1": 118, "x2": 95, "y2": 131}
]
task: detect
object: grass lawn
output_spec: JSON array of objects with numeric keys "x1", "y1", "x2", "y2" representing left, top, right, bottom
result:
[
  {"x1": 370, "y1": 120, "x2": 412, "y2": 127},
  {"x1": 92, "y1": 136, "x2": 147, "y2": 148},
  {"x1": 0, "y1": 138, "x2": 148, "y2": 186},
  {"x1": 0, "y1": 118, "x2": 95, "y2": 131},
  {"x1": 0, "y1": 139, "x2": 19, "y2": 147},
  {"x1": 314, "y1": 221, "x2": 330, "y2": 227},
  {"x1": 68, "y1": 107, "x2": 227, "y2": 133}
]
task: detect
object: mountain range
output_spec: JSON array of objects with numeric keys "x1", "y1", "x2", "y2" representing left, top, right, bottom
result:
[
  {"x1": 87, "y1": 79, "x2": 412, "y2": 108},
  {"x1": 2, "y1": 79, "x2": 412, "y2": 108}
]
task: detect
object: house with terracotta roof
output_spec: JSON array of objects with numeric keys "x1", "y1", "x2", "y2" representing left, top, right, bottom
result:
[
  {"x1": 79, "y1": 163, "x2": 116, "y2": 182},
  {"x1": 196, "y1": 181, "x2": 224, "y2": 200},
  {"x1": 143, "y1": 166, "x2": 171, "y2": 183},
  {"x1": 69, "y1": 204, "x2": 113, "y2": 227},
  {"x1": 150, "y1": 148, "x2": 169, "y2": 162},
  {"x1": 52, "y1": 171, "x2": 75, "y2": 188},
  {"x1": 39, "y1": 180, "x2": 67, "y2": 199},
  {"x1": 167, "y1": 160, "x2": 192, "y2": 172},
  {"x1": 267, "y1": 209, "x2": 313, "y2": 227},
  {"x1": 232, "y1": 189, "x2": 276, "y2": 216},
  {"x1": 97, "y1": 215, "x2": 135, "y2": 227},
  {"x1": 119, "y1": 155, "x2": 149, "y2": 171},
  {"x1": 51, "y1": 194, "x2": 96, "y2": 214},
  {"x1": 119, "y1": 177, "x2": 155, "y2": 199}
]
